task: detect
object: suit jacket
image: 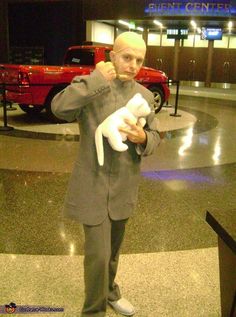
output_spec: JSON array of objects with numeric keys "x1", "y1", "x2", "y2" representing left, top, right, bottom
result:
[{"x1": 51, "y1": 70, "x2": 160, "y2": 225}]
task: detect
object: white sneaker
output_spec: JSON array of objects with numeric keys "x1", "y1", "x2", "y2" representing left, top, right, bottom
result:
[{"x1": 108, "y1": 298, "x2": 135, "y2": 316}]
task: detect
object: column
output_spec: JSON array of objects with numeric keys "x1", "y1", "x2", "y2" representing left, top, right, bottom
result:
[
  {"x1": 0, "y1": 0, "x2": 9, "y2": 63},
  {"x1": 205, "y1": 40, "x2": 214, "y2": 87},
  {"x1": 86, "y1": 21, "x2": 93, "y2": 42},
  {"x1": 142, "y1": 27, "x2": 148, "y2": 46}
]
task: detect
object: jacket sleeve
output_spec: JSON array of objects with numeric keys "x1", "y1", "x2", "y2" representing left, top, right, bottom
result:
[
  {"x1": 51, "y1": 70, "x2": 111, "y2": 122},
  {"x1": 136, "y1": 97, "x2": 161, "y2": 156}
]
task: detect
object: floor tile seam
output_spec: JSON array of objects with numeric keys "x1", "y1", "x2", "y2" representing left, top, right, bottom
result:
[
  {"x1": 170, "y1": 86, "x2": 236, "y2": 92},
  {"x1": 175, "y1": 93, "x2": 236, "y2": 101},
  {"x1": 142, "y1": 161, "x2": 236, "y2": 173},
  {"x1": 170, "y1": 88, "x2": 236, "y2": 101},
  {"x1": 0, "y1": 160, "x2": 236, "y2": 175},
  {"x1": 0, "y1": 130, "x2": 80, "y2": 142},
  {"x1": 0, "y1": 246, "x2": 218, "y2": 260}
]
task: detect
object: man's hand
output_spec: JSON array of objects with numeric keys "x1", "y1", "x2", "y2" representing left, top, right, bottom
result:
[
  {"x1": 119, "y1": 119, "x2": 147, "y2": 144},
  {"x1": 96, "y1": 61, "x2": 117, "y2": 81}
]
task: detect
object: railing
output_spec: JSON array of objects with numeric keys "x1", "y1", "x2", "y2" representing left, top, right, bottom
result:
[
  {"x1": 136, "y1": 79, "x2": 181, "y2": 117},
  {"x1": 0, "y1": 82, "x2": 14, "y2": 131},
  {"x1": 168, "y1": 79, "x2": 181, "y2": 117}
]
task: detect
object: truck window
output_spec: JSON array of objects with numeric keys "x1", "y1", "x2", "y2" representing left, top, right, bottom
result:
[
  {"x1": 105, "y1": 50, "x2": 111, "y2": 62},
  {"x1": 64, "y1": 49, "x2": 95, "y2": 65}
]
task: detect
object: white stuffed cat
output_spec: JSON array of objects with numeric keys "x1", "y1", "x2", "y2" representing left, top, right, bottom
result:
[{"x1": 95, "y1": 93, "x2": 151, "y2": 166}]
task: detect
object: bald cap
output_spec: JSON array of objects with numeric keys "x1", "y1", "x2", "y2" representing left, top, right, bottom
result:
[{"x1": 113, "y1": 31, "x2": 146, "y2": 53}]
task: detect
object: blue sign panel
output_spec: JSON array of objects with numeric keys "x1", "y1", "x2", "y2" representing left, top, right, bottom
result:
[
  {"x1": 145, "y1": 0, "x2": 236, "y2": 17},
  {"x1": 201, "y1": 28, "x2": 223, "y2": 40}
]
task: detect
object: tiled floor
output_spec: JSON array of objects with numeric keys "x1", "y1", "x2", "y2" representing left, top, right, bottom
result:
[{"x1": 0, "y1": 86, "x2": 236, "y2": 316}]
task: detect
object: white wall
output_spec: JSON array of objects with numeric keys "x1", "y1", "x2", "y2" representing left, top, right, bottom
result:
[
  {"x1": 88, "y1": 21, "x2": 144, "y2": 45},
  {"x1": 90, "y1": 21, "x2": 114, "y2": 44},
  {"x1": 214, "y1": 35, "x2": 229, "y2": 48},
  {"x1": 147, "y1": 31, "x2": 236, "y2": 49},
  {"x1": 184, "y1": 34, "x2": 208, "y2": 47},
  {"x1": 229, "y1": 35, "x2": 236, "y2": 49},
  {"x1": 88, "y1": 21, "x2": 236, "y2": 49},
  {"x1": 148, "y1": 33, "x2": 175, "y2": 46},
  {"x1": 148, "y1": 33, "x2": 160, "y2": 46}
]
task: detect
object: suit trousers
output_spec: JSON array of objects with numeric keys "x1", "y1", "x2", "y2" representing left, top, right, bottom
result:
[{"x1": 81, "y1": 215, "x2": 128, "y2": 316}]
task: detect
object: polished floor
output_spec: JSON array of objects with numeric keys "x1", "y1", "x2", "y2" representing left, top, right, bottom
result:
[{"x1": 0, "y1": 86, "x2": 236, "y2": 316}]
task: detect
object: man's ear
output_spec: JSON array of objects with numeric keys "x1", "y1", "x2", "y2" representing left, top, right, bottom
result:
[{"x1": 109, "y1": 51, "x2": 115, "y2": 63}]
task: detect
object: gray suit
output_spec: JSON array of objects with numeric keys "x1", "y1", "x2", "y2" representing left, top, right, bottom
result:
[
  {"x1": 51, "y1": 70, "x2": 160, "y2": 316},
  {"x1": 52, "y1": 70, "x2": 160, "y2": 226}
]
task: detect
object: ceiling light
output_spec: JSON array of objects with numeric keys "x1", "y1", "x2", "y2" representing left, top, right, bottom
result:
[
  {"x1": 118, "y1": 19, "x2": 136, "y2": 30},
  {"x1": 118, "y1": 20, "x2": 130, "y2": 27},
  {"x1": 190, "y1": 20, "x2": 197, "y2": 29},
  {"x1": 153, "y1": 20, "x2": 163, "y2": 28},
  {"x1": 228, "y1": 21, "x2": 233, "y2": 29},
  {"x1": 137, "y1": 27, "x2": 144, "y2": 32}
]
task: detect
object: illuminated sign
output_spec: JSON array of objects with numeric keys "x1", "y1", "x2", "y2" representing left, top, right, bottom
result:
[
  {"x1": 167, "y1": 28, "x2": 188, "y2": 39},
  {"x1": 201, "y1": 27, "x2": 223, "y2": 40},
  {"x1": 145, "y1": 0, "x2": 236, "y2": 17}
]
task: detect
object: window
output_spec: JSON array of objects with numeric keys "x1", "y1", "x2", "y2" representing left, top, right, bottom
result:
[
  {"x1": 105, "y1": 50, "x2": 111, "y2": 62},
  {"x1": 64, "y1": 49, "x2": 95, "y2": 65}
]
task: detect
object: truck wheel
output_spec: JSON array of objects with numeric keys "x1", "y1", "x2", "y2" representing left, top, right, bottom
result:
[
  {"x1": 148, "y1": 85, "x2": 164, "y2": 114},
  {"x1": 19, "y1": 104, "x2": 43, "y2": 116},
  {"x1": 45, "y1": 86, "x2": 68, "y2": 123}
]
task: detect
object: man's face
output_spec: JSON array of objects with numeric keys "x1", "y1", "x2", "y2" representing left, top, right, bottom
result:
[{"x1": 111, "y1": 47, "x2": 145, "y2": 81}]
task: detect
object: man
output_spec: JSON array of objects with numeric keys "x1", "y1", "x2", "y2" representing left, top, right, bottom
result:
[{"x1": 52, "y1": 31, "x2": 161, "y2": 316}]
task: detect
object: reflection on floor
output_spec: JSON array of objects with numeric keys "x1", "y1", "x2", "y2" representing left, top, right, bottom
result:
[{"x1": 0, "y1": 87, "x2": 236, "y2": 316}]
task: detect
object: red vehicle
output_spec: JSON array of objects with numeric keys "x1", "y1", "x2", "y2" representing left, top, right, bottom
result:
[{"x1": 0, "y1": 45, "x2": 170, "y2": 122}]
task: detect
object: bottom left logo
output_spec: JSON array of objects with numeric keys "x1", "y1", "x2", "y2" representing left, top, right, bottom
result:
[{"x1": 5, "y1": 302, "x2": 17, "y2": 314}]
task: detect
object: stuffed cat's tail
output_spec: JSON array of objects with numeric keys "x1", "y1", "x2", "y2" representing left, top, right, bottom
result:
[{"x1": 95, "y1": 125, "x2": 104, "y2": 166}]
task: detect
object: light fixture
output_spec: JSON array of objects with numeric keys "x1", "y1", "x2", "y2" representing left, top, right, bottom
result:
[
  {"x1": 190, "y1": 20, "x2": 197, "y2": 29},
  {"x1": 118, "y1": 19, "x2": 143, "y2": 32},
  {"x1": 153, "y1": 20, "x2": 163, "y2": 28},
  {"x1": 137, "y1": 26, "x2": 144, "y2": 32},
  {"x1": 118, "y1": 20, "x2": 131, "y2": 28},
  {"x1": 228, "y1": 21, "x2": 233, "y2": 29}
]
